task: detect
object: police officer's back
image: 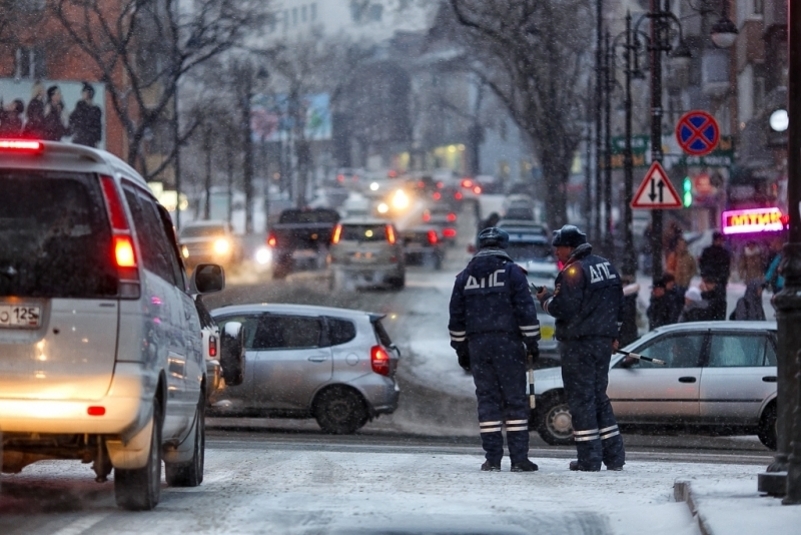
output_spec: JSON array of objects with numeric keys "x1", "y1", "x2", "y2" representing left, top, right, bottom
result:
[{"x1": 449, "y1": 227, "x2": 540, "y2": 472}]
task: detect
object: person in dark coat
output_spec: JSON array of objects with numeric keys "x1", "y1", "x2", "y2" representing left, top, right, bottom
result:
[
  {"x1": 42, "y1": 85, "x2": 70, "y2": 141},
  {"x1": 536, "y1": 225, "x2": 626, "y2": 472},
  {"x1": 729, "y1": 281, "x2": 766, "y2": 321},
  {"x1": 700, "y1": 275, "x2": 727, "y2": 320},
  {"x1": 678, "y1": 287, "x2": 711, "y2": 323},
  {"x1": 69, "y1": 82, "x2": 102, "y2": 147},
  {"x1": 0, "y1": 99, "x2": 24, "y2": 136},
  {"x1": 646, "y1": 275, "x2": 677, "y2": 330},
  {"x1": 23, "y1": 81, "x2": 46, "y2": 138},
  {"x1": 699, "y1": 231, "x2": 732, "y2": 287},
  {"x1": 449, "y1": 227, "x2": 541, "y2": 473}
]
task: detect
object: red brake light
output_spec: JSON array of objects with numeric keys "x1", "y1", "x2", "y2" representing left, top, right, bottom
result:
[
  {"x1": 267, "y1": 233, "x2": 277, "y2": 247},
  {"x1": 461, "y1": 179, "x2": 473, "y2": 188},
  {"x1": 371, "y1": 345, "x2": 391, "y2": 376},
  {"x1": 114, "y1": 236, "x2": 136, "y2": 267},
  {"x1": 100, "y1": 176, "x2": 129, "y2": 231},
  {"x1": 0, "y1": 139, "x2": 44, "y2": 152},
  {"x1": 87, "y1": 406, "x2": 106, "y2": 416},
  {"x1": 209, "y1": 334, "x2": 218, "y2": 358},
  {"x1": 427, "y1": 230, "x2": 438, "y2": 245},
  {"x1": 473, "y1": 186, "x2": 482, "y2": 194},
  {"x1": 447, "y1": 212, "x2": 457, "y2": 222},
  {"x1": 443, "y1": 228, "x2": 457, "y2": 239},
  {"x1": 331, "y1": 224, "x2": 342, "y2": 244},
  {"x1": 422, "y1": 211, "x2": 431, "y2": 222},
  {"x1": 386, "y1": 225, "x2": 396, "y2": 245},
  {"x1": 432, "y1": 192, "x2": 441, "y2": 201},
  {"x1": 337, "y1": 174, "x2": 345, "y2": 183},
  {"x1": 454, "y1": 191, "x2": 463, "y2": 200}
]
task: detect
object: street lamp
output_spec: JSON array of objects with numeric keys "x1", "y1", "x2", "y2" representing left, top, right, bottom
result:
[
  {"x1": 686, "y1": 0, "x2": 739, "y2": 50},
  {"x1": 634, "y1": 0, "x2": 691, "y2": 287},
  {"x1": 758, "y1": 2, "x2": 801, "y2": 504}
]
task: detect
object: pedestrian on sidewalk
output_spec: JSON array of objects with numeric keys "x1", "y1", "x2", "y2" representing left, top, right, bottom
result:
[
  {"x1": 647, "y1": 274, "x2": 679, "y2": 330},
  {"x1": 666, "y1": 237, "x2": 696, "y2": 297},
  {"x1": 765, "y1": 245, "x2": 785, "y2": 293},
  {"x1": 699, "y1": 231, "x2": 732, "y2": 287},
  {"x1": 729, "y1": 281, "x2": 767, "y2": 321},
  {"x1": 536, "y1": 225, "x2": 626, "y2": 472},
  {"x1": 700, "y1": 275, "x2": 728, "y2": 320},
  {"x1": 448, "y1": 227, "x2": 541, "y2": 473},
  {"x1": 678, "y1": 287, "x2": 710, "y2": 322},
  {"x1": 738, "y1": 240, "x2": 765, "y2": 285}
]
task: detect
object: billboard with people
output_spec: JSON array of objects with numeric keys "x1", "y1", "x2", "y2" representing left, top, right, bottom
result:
[{"x1": 0, "y1": 79, "x2": 105, "y2": 149}]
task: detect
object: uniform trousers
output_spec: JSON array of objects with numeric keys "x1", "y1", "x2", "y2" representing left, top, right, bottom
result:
[
  {"x1": 559, "y1": 337, "x2": 626, "y2": 470},
  {"x1": 468, "y1": 333, "x2": 530, "y2": 465}
]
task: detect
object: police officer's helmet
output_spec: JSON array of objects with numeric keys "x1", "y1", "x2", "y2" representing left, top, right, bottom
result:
[
  {"x1": 478, "y1": 227, "x2": 509, "y2": 249},
  {"x1": 551, "y1": 225, "x2": 587, "y2": 248}
]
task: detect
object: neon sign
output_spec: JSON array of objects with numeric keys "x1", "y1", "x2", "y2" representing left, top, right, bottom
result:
[{"x1": 721, "y1": 207, "x2": 787, "y2": 235}]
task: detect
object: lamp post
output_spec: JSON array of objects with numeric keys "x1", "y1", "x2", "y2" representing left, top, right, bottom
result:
[
  {"x1": 634, "y1": 0, "x2": 691, "y2": 286},
  {"x1": 758, "y1": 1, "x2": 801, "y2": 503}
]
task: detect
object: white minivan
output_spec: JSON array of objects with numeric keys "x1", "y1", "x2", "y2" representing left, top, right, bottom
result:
[{"x1": 0, "y1": 140, "x2": 242, "y2": 510}]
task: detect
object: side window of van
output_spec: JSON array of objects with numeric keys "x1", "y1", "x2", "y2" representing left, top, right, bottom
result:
[{"x1": 123, "y1": 184, "x2": 178, "y2": 286}]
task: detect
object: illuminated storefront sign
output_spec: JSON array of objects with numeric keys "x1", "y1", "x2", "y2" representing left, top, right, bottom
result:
[{"x1": 722, "y1": 207, "x2": 787, "y2": 235}]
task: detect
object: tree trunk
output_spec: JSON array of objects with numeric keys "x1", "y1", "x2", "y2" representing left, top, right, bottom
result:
[{"x1": 539, "y1": 145, "x2": 570, "y2": 231}]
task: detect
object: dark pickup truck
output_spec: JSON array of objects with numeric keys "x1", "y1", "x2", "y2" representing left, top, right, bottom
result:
[{"x1": 267, "y1": 208, "x2": 340, "y2": 279}]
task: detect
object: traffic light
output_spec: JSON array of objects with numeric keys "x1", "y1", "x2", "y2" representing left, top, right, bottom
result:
[{"x1": 682, "y1": 176, "x2": 692, "y2": 207}]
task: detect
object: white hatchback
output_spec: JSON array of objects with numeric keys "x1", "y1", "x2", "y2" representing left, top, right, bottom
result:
[{"x1": 0, "y1": 140, "x2": 242, "y2": 510}]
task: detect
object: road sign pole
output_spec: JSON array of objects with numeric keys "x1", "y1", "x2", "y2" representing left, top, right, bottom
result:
[{"x1": 649, "y1": 0, "x2": 664, "y2": 287}]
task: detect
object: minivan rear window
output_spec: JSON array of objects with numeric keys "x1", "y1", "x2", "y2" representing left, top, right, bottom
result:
[
  {"x1": 0, "y1": 171, "x2": 117, "y2": 298},
  {"x1": 341, "y1": 224, "x2": 387, "y2": 242}
]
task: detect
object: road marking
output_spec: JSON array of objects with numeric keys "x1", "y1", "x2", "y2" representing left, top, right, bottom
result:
[{"x1": 50, "y1": 513, "x2": 109, "y2": 535}]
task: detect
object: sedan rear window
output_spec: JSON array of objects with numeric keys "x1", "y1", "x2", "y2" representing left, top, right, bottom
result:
[
  {"x1": 340, "y1": 224, "x2": 387, "y2": 242},
  {"x1": 0, "y1": 171, "x2": 117, "y2": 298}
]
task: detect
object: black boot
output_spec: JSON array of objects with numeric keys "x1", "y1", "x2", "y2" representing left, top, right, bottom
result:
[
  {"x1": 569, "y1": 460, "x2": 600, "y2": 472},
  {"x1": 481, "y1": 460, "x2": 501, "y2": 472},
  {"x1": 510, "y1": 459, "x2": 538, "y2": 472}
]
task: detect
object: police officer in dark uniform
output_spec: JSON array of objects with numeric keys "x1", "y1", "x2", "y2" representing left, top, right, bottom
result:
[
  {"x1": 449, "y1": 227, "x2": 541, "y2": 472},
  {"x1": 535, "y1": 225, "x2": 626, "y2": 472}
]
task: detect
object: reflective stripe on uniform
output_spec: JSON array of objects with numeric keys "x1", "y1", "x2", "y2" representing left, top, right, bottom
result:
[
  {"x1": 573, "y1": 428, "x2": 600, "y2": 442},
  {"x1": 519, "y1": 325, "x2": 541, "y2": 339},
  {"x1": 505, "y1": 419, "x2": 528, "y2": 432},
  {"x1": 449, "y1": 330, "x2": 466, "y2": 342},
  {"x1": 599, "y1": 425, "x2": 620, "y2": 440},
  {"x1": 543, "y1": 297, "x2": 553, "y2": 314},
  {"x1": 479, "y1": 421, "x2": 502, "y2": 433}
]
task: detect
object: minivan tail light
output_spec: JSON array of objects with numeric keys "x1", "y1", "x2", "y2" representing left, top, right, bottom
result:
[
  {"x1": 100, "y1": 176, "x2": 130, "y2": 231},
  {"x1": 385, "y1": 225, "x2": 396, "y2": 245},
  {"x1": 331, "y1": 224, "x2": 342, "y2": 244},
  {"x1": 114, "y1": 236, "x2": 136, "y2": 267},
  {"x1": 100, "y1": 175, "x2": 140, "y2": 298},
  {"x1": 209, "y1": 334, "x2": 218, "y2": 357},
  {"x1": 371, "y1": 345, "x2": 390, "y2": 376}
]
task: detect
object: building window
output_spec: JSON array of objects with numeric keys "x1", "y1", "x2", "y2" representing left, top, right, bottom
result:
[
  {"x1": 14, "y1": 47, "x2": 46, "y2": 80},
  {"x1": 283, "y1": 10, "x2": 289, "y2": 30},
  {"x1": 311, "y1": 3, "x2": 317, "y2": 21},
  {"x1": 753, "y1": 0, "x2": 763, "y2": 15},
  {"x1": 292, "y1": 7, "x2": 298, "y2": 26},
  {"x1": 302, "y1": 5, "x2": 307, "y2": 22},
  {"x1": 368, "y1": 4, "x2": 383, "y2": 22}
]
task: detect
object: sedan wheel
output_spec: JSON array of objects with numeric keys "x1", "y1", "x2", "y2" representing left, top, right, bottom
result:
[
  {"x1": 536, "y1": 394, "x2": 574, "y2": 446},
  {"x1": 757, "y1": 403, "x2": 777, "y2": 451}
]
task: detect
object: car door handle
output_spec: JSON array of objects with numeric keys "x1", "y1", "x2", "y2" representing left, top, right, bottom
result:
[
  {"x1": 762, "y1": 376, "x2": 778, "y2": 383},
  {"x1": 678, "y1": 376, "x2": 697, "y2": 383},
  {"x1": 308, "y1": 356, "x2": 328, "y2": 362}
]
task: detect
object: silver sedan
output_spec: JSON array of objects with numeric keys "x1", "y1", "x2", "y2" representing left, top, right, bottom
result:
[{"x1": 532, "y1": 321, "x2": 778, "y2": 449}]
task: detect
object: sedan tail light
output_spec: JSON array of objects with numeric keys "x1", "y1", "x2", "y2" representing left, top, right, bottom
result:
[
  {"x1": 267, "y1": 232, "x2": 277, "y2": 247},
  {"x1": 427, "y1": 230, "x2": 438, "y2": 245},
  {"x1": 371, "y1": 345, "x2": 391, "y2": 376},
  {"x1": 209, "y1": 334, "x2": 218, "y2": 358},
  {"x1": 443, "y1": 228, "x2": 457, "y2": 239}
]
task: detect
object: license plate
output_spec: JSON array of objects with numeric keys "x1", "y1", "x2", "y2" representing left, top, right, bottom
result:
[{"x1": 0, "y1": 305, "x2": 41, "y2": 328}]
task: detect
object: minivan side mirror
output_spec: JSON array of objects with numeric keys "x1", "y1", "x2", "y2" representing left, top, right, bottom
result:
[
  {"x1": 219, "y1": 321, "x2": 245, "y2": 386},
  {"x1": 191, "y1": 263, "x2": 225, "y2": 294}
]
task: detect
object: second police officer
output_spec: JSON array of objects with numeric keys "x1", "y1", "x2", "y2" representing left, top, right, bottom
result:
[
  {"x1": 535, "y1": 225, "x2": 626, "y2": 472},
  {"x1": 449, "y1": 227, "x2": 541, "y2": 472}
]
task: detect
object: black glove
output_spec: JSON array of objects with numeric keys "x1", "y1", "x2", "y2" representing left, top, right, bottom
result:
[{"x1": 452, "y1": 341, "x2": 470, "y2": 371}]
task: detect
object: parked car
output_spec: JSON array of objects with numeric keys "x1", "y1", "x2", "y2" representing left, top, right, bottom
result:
[
  {"x1": 0, "y1": 140, "x2": 242, "y2": 510},
  {"x1": 209, "y1": 304, "x2": 401, "y2": 434},
  {"x1": 502, "y1": 194, "x2": 537, "y2": 220},
  {"x1": 422, "y1": 204, "x2": 459, "y2": 246},
  {"x1": 400, "y1": 225, "x2": 445, "y2": 270},
  {"x1": 328, "y1": 218, "x2": 406, "y2": 290},
  {"x1": 179, "y1": 220, "x2": 242, "y2": 271},
  {"x1": 531, "y1": 321, "x2": 779, "y2": 450}
]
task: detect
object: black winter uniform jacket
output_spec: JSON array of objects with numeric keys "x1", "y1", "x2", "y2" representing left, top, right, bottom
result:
[
  {"x1": 448, "y1": 249, "x2": 540, "y2": 347},
  {"x1": 541, "y1": 244, "x2": 624, "y2": 341}
]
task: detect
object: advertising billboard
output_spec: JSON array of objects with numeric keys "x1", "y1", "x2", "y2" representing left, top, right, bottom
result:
[{"x1": 250, "y1": 92, "x2": 331, "y2": 142}]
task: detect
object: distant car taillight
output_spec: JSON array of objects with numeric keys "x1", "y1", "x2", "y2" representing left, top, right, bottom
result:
[
  {"x1": 386, "y1": 225, "x2": 396, "y2": 245},
  {"x1": 371, "y1": 345, "x2": 391, "y2": 376},
  {"x1": 447, "y1": 212, "x2": 457, "y2": 222},
  {"x1": 461, "y1": 178, "x2": 473, "y2": 188},
  {"x1": 454, "y1": 191, "x2": 463, "y2": 200},
  {"x1": 267, "y1": 232, "x2": 277, "y2": 247},
  {"x1": 432, "y1": 192, "x2": 441, "y2": 201},
  {"x1": 473, "y1": 185, "x2": 482, "y2": 194},
  {"x1": 427, "y1": 230, "x2": 438, "y2": 245},
  {"x1": 422, "y1": 211, "x2": 431, "y2": 222},
  {"x1": 443, "y1": 228, "x2": 457, "y2": 239},
  {"x1": 100, "y1": 175, "x2": 140, "y2": 298},
  {"x1": 209, "y1": 334, "x2": 218, "y2": 358},
  {"x1": 331, "y1": 223, "x2": 342, "y2": 244}
]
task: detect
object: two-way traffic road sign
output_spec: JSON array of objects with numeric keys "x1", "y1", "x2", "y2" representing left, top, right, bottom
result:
[{"x1": 631, "y1": 162, "x2": 682, "y2": 209}]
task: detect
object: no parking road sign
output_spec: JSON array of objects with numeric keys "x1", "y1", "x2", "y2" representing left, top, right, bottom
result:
[{"x1": 676, "y1": 110, "x2": 720, "y2": 156}]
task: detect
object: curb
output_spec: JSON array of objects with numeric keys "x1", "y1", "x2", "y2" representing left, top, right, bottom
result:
[{"x1": 674, "y1": 478, "x2": 713, "y2": 535}]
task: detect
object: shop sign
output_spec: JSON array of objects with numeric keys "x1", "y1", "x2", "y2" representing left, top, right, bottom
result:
[{"x1": 721, "y1": 207, "x2": 787, "y2": 235}]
